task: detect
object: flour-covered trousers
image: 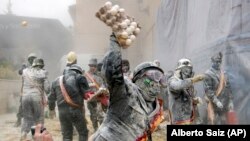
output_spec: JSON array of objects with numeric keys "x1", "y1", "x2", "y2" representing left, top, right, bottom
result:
[{"x1": 21, "y1": 94, "x2": 44, "y2": 133}]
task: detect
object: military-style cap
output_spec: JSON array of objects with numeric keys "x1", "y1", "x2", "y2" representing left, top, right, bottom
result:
[{"x1": 88, "y1": 58, "x2": 98, "y2": 66}]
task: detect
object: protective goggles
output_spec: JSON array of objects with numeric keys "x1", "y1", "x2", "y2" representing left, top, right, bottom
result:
[
  {"x1": 88, "y1": 64, "x2": 97, "y2": 67},
  {"x1": 143, "y1": 70, "x2": 164, "y2": 83}
]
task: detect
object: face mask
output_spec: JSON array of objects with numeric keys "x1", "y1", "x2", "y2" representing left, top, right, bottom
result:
[{"x1": 181, "y1": 67, "x2": 193, "y2": 79}]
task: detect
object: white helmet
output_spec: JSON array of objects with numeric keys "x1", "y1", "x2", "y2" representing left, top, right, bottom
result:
[{"x1": 176, "y1": 58, "x2": 192, "y2": 70}]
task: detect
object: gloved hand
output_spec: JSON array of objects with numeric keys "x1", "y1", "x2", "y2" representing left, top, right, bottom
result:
[
  {"x1": 216, "y1": 101, "x2": 223, "y2": 109},
  {"x1": 191, "y1": 74, "x2": 205, "y2": 83},
  {"x1": 49, "y1": 110, "x2": 56, "y2": 119},
  {"x1": 193, "y1": 97, "x2": 203, "y2": 105}
]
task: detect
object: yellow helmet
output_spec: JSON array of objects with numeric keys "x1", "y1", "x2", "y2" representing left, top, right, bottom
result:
[{"x1": 67, "y1": 51, "x2": 77, "y2": 64}]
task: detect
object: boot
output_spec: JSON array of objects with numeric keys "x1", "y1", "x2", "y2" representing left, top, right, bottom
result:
[{"x1": 14, "y1": 118, "x2": 21, "y2": 127}]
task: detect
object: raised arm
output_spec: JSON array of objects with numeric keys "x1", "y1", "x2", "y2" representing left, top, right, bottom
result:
[
  {"x1": 102, "y1": 33, "x2": 124, "y2": 89},
  {"x1": 168, "y1": 77, "x2": 193, "y2": 91}
]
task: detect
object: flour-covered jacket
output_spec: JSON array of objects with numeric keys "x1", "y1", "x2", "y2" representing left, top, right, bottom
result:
[
  {"x1": 48, "y1": 70, "x2": 90, "y2": 110},
  {"x1": 21, "y1": 67, "x2": 50, "y2": 133},
  {"x1": 22, "y1": 67, "x2": 50, "y2": 96},
  {"x1": 92, "y1": 34, "x2": 163, "y2": 141},
  {"x1": 168, "y1": 71, "x2": 195, "y2": 124},
  {"x1": 204, "y1": 68, "x2": 233, "y2": 113}
]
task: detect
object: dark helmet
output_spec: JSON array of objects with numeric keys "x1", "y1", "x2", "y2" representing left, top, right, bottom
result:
[
  {"x1": 32, "y1": 58, "x2": 44, "y2": 67},
  {"x1": 69, "y1": 64, "x2": 83, "y2": 74},
  {"x1": 132, "y1": 62, "x2": 164, "y2": 83}
]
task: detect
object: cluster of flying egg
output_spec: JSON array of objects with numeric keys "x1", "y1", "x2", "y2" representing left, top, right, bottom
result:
[{"x1": 96, "y1": 1, "x2": 141, "y2": 48}]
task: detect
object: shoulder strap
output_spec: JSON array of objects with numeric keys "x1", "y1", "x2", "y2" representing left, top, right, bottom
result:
[
  {"x1": 59, "y1": 76, "x2": 81, "y2": 109},
  {"x1": 85, "y1": 72, "x2": 100, "y2": 89},
  {"x1": 215, "y1": 70, "x2": 225, "y2": 97}
]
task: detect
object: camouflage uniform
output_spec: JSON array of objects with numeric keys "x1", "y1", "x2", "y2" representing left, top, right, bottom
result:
[
  {"x1": 91, "y1": 34, "x2": 164, "y2": 141},
  {"x1": 21, "y1": 62, "x2": 50, "y2": 138},
  {"x1": 48, "y1": 65, "x2": 89, "y2": 141},
  {"x1": 86, "y1": 69, "x2": 106, "y2": 131},
  {"x1": 96, "y1": 62, "x2": 109, "y2": 113}
]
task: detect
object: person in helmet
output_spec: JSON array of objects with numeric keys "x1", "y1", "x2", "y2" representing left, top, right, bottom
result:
[
  {"x1": 15, "y1": 53, "x2": 37, "y2": 127},
  {"x1": 89, "y1": 33, "x2": 165, "y2": 141},
  {"x1": 48, "y1": 64, "x2": 90, "y2": 141},
  {"x1": 203, "y1": 52, "x2": 234, "y2": 124},
  {"x1": 63, "y1": 51, "x2": 77, "y2": 75},
  {"x1": 32, "y1": 58, "x2": 45, "y2": 69},
  {"x1": 18, "y1": 53, "x2": 37, "y2": 75},
  {"x1": 20, "y1": 58, "x2": 50, "y2": 141},
  {"x1": 168, "y1": 58, "x2": 204, "y2": 125}
]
